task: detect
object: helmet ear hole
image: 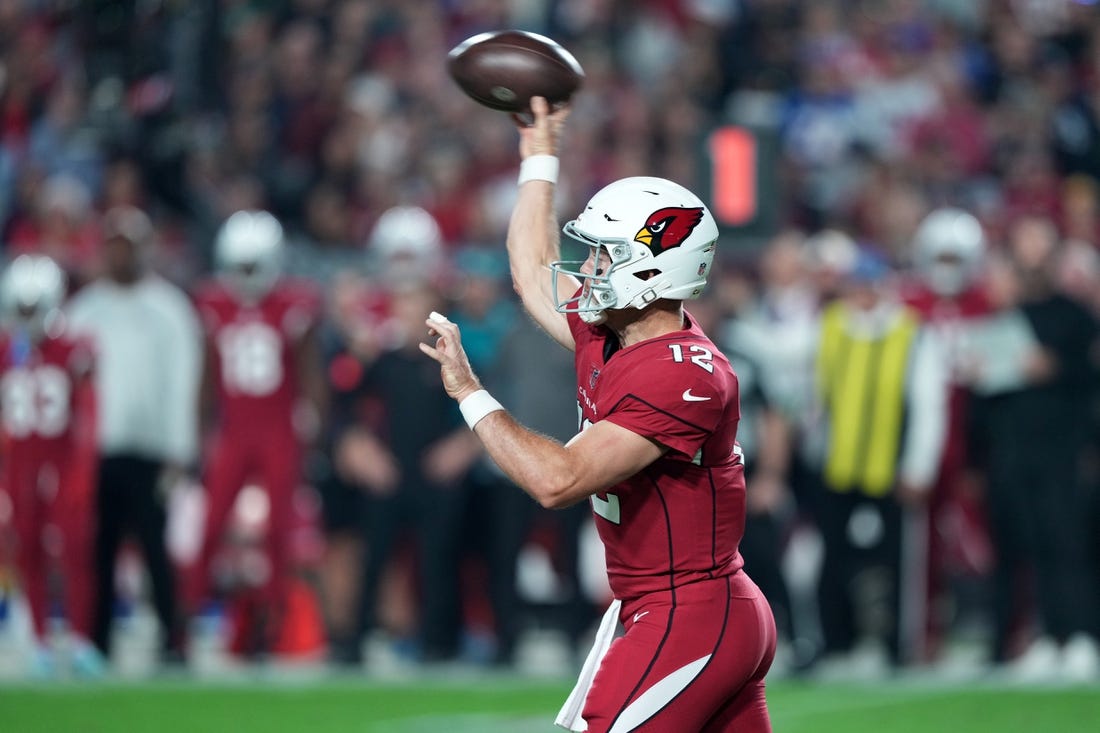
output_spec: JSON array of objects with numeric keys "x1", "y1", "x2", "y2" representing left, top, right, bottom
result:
[{"x1": 634, "y1": 269, "x2": 661, "y2": 281}]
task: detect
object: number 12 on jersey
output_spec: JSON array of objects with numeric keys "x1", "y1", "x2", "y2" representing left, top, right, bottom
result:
[{"x1": 669, "y1": 343, "x2": 714, "y2": 373}]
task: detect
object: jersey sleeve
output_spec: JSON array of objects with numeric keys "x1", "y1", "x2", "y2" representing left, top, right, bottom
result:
[{"x1": 601, "y1": 346, "x2": 731, "y2": 460}]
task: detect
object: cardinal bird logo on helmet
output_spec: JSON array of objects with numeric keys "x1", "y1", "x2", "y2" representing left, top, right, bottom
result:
[{"x1": 634, "y1": 207, "x2": 705, "y2": 256}]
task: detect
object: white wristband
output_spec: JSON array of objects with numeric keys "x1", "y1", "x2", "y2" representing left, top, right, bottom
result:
[
  {"x1": 459, "y1": 389, "x2": 504, "y2": 429},
  {"x1": 518, "y1": 155, "x2": 559, "y2": 185}
]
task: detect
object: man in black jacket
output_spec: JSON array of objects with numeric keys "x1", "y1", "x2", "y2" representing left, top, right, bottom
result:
[{"x1": 974, "y1": 215, "x2": 1100, "y2": 680}]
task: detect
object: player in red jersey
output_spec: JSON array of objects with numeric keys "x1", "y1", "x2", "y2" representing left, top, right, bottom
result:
[
  {"x1": 420, "y1": 98, "x2": 775, "y2": 732},
  {"x1": 0, "y1": 255, "x2": 102, "y2": 676},
  {"x1": 899, "y1": 207, "x2": 995, "y2": 662},
  {"x1": 187, "y1": 210, "x2": 326, "y2": 652}
]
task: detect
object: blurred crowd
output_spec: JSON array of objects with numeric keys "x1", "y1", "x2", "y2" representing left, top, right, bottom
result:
[{"x1": 0, "y1": 0, "x2": 1099, "y2": 682}]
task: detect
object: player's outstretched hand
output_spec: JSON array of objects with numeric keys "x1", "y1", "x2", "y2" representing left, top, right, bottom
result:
[
  {"x1": 515, "y1": 95, "x2": 570, "y2": 159},
  {"x1": 419, "y1": 311, "x2": 482, "y2": 402}
]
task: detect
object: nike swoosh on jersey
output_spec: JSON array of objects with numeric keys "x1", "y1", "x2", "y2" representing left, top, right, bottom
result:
[
  {"x1": 681, "y1": 389, "x2": 711, "y2": 402},
  {"x1": 633, "y1": 611, "x2": 650, "y2": 623}
]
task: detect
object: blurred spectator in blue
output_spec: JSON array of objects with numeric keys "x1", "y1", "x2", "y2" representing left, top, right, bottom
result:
[
  {"x1": 778, "y1": 3, "x2": 865, "y2": 228},
  {"x1": 27, "y1": 73, "x2": 104, "y2": 195}
]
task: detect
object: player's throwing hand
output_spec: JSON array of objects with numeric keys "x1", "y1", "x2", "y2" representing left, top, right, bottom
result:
[
  {"x1": 419, "y1": 311, "x2": 482, "y2": 402},
  {"x1": 516, "y1": 96, "x2": 570, "y2": 158}
]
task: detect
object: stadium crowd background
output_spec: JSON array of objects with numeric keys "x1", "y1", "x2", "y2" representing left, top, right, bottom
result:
[{"x1": 0, "y1": 0, "x2": 1099, "y2": 682}]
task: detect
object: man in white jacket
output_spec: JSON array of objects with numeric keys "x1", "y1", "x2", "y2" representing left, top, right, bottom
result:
[{"x1": 66, "y1": 205, "x2": 202, "y2": 665}]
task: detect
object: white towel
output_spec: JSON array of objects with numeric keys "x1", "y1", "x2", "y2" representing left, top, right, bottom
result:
[{"x1": 555, "y1": 598, "x2": 622, "y2": 731}]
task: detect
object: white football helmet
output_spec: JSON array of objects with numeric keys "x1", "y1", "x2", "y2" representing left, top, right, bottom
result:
[
  {"x1": 367, "y1": 205, "x2": 444, "y2": 283},
  {"x1": 552, "y1": 176, "x2": 719, "y2": 324},
  {"x1": 912, "y1": 207, "x2": 986, "y2": 296},
  {"x1": 0, "y1": 254, "x2": 67, "y2": 339},
  {"x1": 215, "y1": 210, "x2": 285, "y2": 299}
]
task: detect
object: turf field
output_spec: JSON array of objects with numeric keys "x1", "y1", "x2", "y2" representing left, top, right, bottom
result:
[{"x1": 1, "y1": 675, "x2": 1098, "y2": 733}]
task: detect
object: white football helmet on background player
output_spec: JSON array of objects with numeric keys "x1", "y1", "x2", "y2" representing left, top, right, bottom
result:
[
  {"x1": 367, "y1": 205, "x2": 444, "y2": 284},
  {"x1": 0, "y1": 254, "x2": 66, "y2": 340},
  {"x1": 912, "y1": 207, "x2": 986, "y2": 297},
  {"x1": 553, "y1": 176, "x2": 720, "y2": 324},
  {"x1": 215, "y1": 210, "x2": 285, "y2": 299}
]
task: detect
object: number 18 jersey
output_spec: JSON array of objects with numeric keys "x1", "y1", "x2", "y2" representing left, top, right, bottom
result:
[
  {"x1": 569, "y1": 309, "x2": 746, "y2": 602},
  {"x1": 194, "y1": 279, "x2": 321, "y2": 431}
]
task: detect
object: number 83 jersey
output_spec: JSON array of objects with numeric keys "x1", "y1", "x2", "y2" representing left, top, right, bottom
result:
[
  {"x1": 0, "y1": 331, "x2": 94, "y2": 448},
  {"x1": 570, "y1": 309, "x2": 746, "y2": 601}
]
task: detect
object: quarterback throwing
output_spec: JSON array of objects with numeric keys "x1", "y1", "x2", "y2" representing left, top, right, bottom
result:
[{"x1": 420, "y1": 97, "x2": 775, "y2": 733}]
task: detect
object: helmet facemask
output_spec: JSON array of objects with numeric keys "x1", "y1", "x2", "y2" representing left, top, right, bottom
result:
[
  {"x1": 551, "y1": 228, "x2": 634, "y2": 324},
  {"x1": 224, "y1": 257, "x2": 282, "y2": 301}
]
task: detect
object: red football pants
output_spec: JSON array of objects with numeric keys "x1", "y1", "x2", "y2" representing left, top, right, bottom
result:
[
  {"x1": 8, "y1": 456, "x2": 96, "y2": 641},
  {"x1": 582, "y1": 571, "x2": 776, "y2": 733},
  {"x1": 190, "y1": 429, "x2": 301, "y2": 613}
]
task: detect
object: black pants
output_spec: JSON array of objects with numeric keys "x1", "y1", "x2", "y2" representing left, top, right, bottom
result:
[
  {"x1": 353, "y1": 477, "x2": 470, "y2": 660},
  {"x1": 986, "y1": 435, "x2": 1098, "y2": 659},
  {"x1": 466, "y1": 470, "x2": 537, "y2": 664},
  {"x1": 816, "y1": 489, "x2": 905, "y2": 663},
  {"x1": 92, "y1": 455, "x2": 182, "y2": 656},
  {"x1": 741, "y1": 511, "x2": 794, "y2": 642}
]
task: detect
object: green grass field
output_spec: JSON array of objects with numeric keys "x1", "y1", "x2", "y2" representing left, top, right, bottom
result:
[{"x1": 1, "y1": 676, "x2": 1098, "y2": 732}]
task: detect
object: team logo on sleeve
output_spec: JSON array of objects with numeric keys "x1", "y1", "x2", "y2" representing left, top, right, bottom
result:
[
  {"x1": 589, "y1": 367, "x2": 600, "y2": 389},
  {"x1": 634, "y1": 207, "x2": 705, "y2": 256}
]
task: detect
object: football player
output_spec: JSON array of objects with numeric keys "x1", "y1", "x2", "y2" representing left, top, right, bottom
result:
[
  {"x1": 0, "y1": 255, "x2": 102, "y2": 676},
  {"x1": 187, "y1": 210, "x2": 326, "y2": 654},
  {"x1": 421, "y1": 97, "x2": 775, "y2": 733},
  {"x1": 900, "y1": 207, "x2": 995, "y2": 662}
]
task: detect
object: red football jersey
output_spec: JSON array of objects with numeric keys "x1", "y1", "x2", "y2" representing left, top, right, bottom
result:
[
  {"x1": 569, "y1": 309, "x2": 746, "y2": 601},
  {"x1": 0, "y1": 330, "x2": 95, "y2": 461},
  {"x1": 900, "y1": 280, "x2": 993, "y2": 381},
  {"x1": 900, "y1": 279, "x2": 994, "y2": 475},
  {"x1": 194, "y1": 278, "x2": 321, "y2": 430}
]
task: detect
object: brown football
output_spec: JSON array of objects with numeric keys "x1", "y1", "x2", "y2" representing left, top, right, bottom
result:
[{"x1": 447, "y1": 30, "x2": 584, "y2": 113}]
